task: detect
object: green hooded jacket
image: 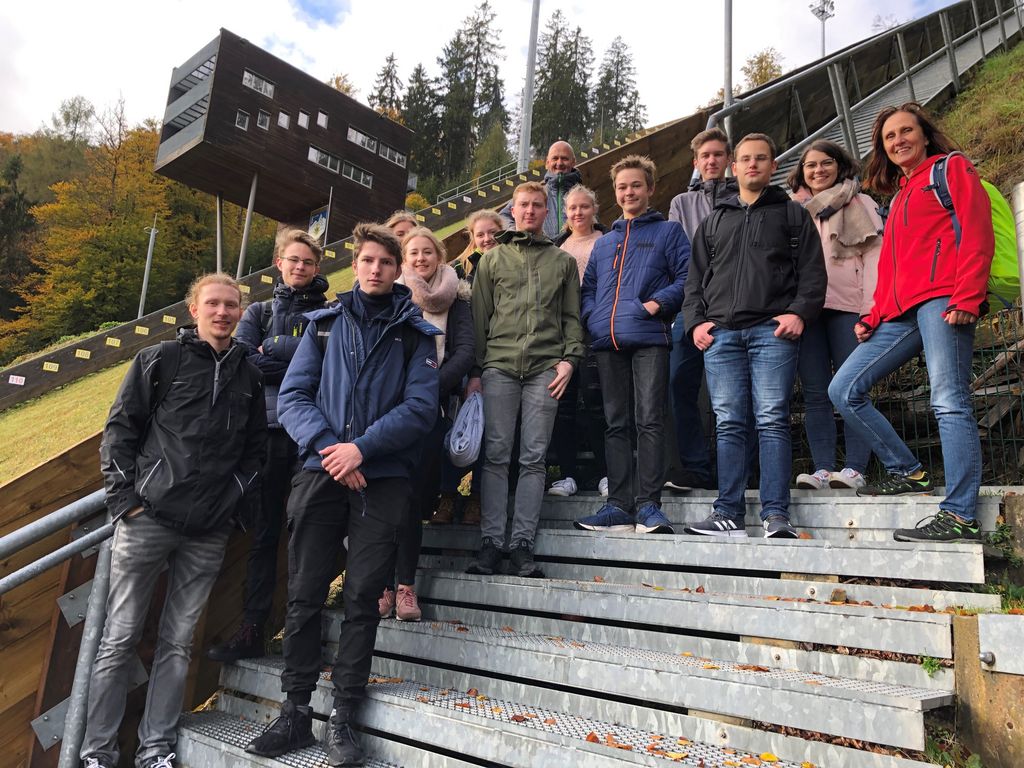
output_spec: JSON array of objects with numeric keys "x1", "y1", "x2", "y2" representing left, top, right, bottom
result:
[{"x1": 471, "y1": 229, "x2": 584, "y2": 378}]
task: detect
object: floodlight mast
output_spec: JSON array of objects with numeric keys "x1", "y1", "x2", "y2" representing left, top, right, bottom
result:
[{"x1": 809, "y1": 0, "x2": 836, "y2": 58}]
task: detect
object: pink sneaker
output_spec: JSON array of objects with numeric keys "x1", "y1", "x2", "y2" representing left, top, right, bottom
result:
[
  {"x1": 395, "y1": 585, "x2": 422, "y2": 622},
  {"x1": 378, "y1": 588, "x2": 395, "y2": 619}
]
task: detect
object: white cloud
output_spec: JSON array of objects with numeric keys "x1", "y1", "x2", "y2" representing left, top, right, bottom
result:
[{"x1": 0, "y1": 0, "x2": 953, "y2": 137}]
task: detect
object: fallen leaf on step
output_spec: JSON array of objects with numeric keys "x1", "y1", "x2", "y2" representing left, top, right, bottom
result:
[
  {"x1": 416, "y1": 696, "x2": 429, "y2": 703},
  {"x1": 544, "y1": 718, "x2": 557, "y2": 725},
  {"x1": 466, "y1": 688, "x2": 479, "y2": 696},
  {"x1": 501, "y1": 626, "x2": 515, "y2": 632},
  {"x1": 798, "y1": 532, "x2": 813, "y2": 539},
  {"x1": 419, "y1": 686, "x2": 429, "y2": 691},
  {"x1": 456, "y1": 626, "x2": 469, "y2": 632},
  {"x1": 703, "y1": 663, "x2": 721, "y2": 669},
  {"x1": 454, "y1": 702, "x2": 470, "y2": 708},
  {"x1": 736, "y1": 664, "x2": 770, "y2": 672},
  {"x1": 801, "y1": 762, "x2": 817, "y2": 768},
  {"x1": 586, "y1": 732, "x2": 600, "y2": 743},
  {"x1": 665, "y1": 752, "x2": 688, "y2": 760},
  {"x1": 524, "y1": 712, "x2": 538, "y2": 718},
  {"x1": 681, "y1": 651, "x2": 694, "y2": 657},
  {"x1": 491, "y1": 707, "x2": 503, "y2": 714},
  {"x1": 677, "y1": 737, "x2": 691, "y2": 745},
  {"x1": 593, "y1": 575, "x2": 605, "y2": 582},
  {"x1": 741, "y1": 757, "x2": 763, "y2": 765},
  {"x1": 695, "y1": 585, "x2": 706, "y2": 593},
  {"x1": 510, "y1": 715, "x2": 527, "y2": 722},
  {"x1": 759, "y1": 754, "x2": 780, "y2": 763}
]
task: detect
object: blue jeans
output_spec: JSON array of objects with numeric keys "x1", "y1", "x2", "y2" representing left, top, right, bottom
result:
[
  {"x1": 798, "y1": 309, "x2": 871, "y2": 473},
  {"x1": 82, "y1": 514, "x2": 230, "y2": 766},
  {"x1": 704, "y1": 321, "x2": 800, "y2": 522},
  {"x1": 829, "y1": 297, "x2": 981, "y2": 520}
]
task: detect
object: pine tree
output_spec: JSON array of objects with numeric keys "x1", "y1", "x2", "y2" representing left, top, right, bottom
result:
[
  {"x1": 592, "y1": 37, "x2": 646, "y2": 144},
  {"x1": 402, "y1": 64, "x2": 443, "y2": 182},
  {"x1": 368, "y1": 53, "x2": 404, "y2": 121},
  {"x1": 0, "y1": 155, "x2": 36, "y2": 319},
  {"x1": 531, "y1": 12, "x2": 594, "y2": 153}
]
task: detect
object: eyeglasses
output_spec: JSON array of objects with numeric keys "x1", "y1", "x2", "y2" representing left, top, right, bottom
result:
[
  {"x1": 802, "y1": 159, "x2": 837, "y2": 170},
  {"x1": 736, "y1": 154, "x2": 771, "y2": 165},
  {"x1": 281, "y1": 256, "x2": 318, "y2": 268}
]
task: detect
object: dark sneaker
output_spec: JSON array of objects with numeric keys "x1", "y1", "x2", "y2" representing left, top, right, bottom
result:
[
  {"x1": 683, "y1": 511, "x2": 748, "y2": 538},
  {"x1": 858, "y1": 471, "x2": 933, "y2": 497},
  {"x1": 465, "y1": 538, "x2": 502, "y2": 575},
  {"x1": 207, "y1": 621, "x2": 263, "y2": 663},
  {"x1": 430, "y1": 495, "x2": 455, "y2": 524},
  {"x1": 574, "y1": 503, "x2": 634, "y2": 532},
  {"x1": 763, "y1": 515, "x2": 799, "y2": 539},
  {"x1": 509, "y1": 540, "x2": 544, "y2": 578},
  {"x1": 246, "y1": 700, "x2": 315, "y2": 757},
  {"x1": 635, "y1": 502, "x2": 674, "y2": 534},
  {"x1": 665, "y1": 470, "x2": 715, "y2": 491},
  {"x1": 461, "y1": 494, "x2": 482, "y2": 525},
  {"x1": 894, "y1": 510, "x2": 982, "y2": 543},
  {"x1": 140, "y1": 754, "x2": 176, "y2": 768},
  {"x1": 326, "y1": 706, "x2": 366, "y2": 766}
]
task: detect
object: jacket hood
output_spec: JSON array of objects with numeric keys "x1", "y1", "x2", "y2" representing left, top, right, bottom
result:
[
  {"x1": 496, "y1": 229, "x2": 555, "y2": 247},
  {"x1": 689, "y1": 176, "x2": 740, "y2": 195},
  {"x1": 176, "y1": 325, "x2": 244, "y2": 354},
  {"x1": 544, "y1": 168, "x2": 583, "y2": 191},
  {"x1": 273, "y1": 273, "x2": 329, "y2": 301},
  {"x1": 610, "y1": 209, "x2": 667, "y2": 232},
  {"x1": 553, "y1": 222, "x2": 607, "y2": 247},
  {"x1": 310, "y1": 283, "x2": 441, "y2": 337}
]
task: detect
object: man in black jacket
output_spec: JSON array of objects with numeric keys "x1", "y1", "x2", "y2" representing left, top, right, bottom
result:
[
  {"x1": 682, "y1": 133, "x2": 826, "y2": 539},
  {"x1": 82, "y1": 274, "x2": 266, "y2": 768},
  {"x1": 208, "y1": 230, "x2": 327, "y2": 663}
]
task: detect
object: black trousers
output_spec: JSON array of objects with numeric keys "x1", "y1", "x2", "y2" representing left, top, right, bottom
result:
[
  {"x1": 281, "y1": 470, "x2": 407, "y2": 705},
  {"x1": 394, "y1": 412, "x2": 447, "y2": 586},
  {"x1": 243, "y1": 429, "x2": 297, "y2": 625}
]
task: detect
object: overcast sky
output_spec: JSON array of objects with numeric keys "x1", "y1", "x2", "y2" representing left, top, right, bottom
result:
[{"x1": 1, "y1": 0, "x2": 949, "y2": 137}]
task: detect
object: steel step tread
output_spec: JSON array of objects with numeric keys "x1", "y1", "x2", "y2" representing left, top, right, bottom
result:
[
  {"x1": 416, "y1": 554, "x2": 999, "y2": 611},
  {"x1": 220, "y1": 658, "x2": 857, "y2": 767},
  {"x1": 411, "y1": 570, "x2": 954, "y2": 657},
  {"x1": 421, "y1": 527, "x2": 986, "y2": 584}
]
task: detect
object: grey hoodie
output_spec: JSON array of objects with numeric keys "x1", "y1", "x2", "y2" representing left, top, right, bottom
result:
[{"x1": 668, "y1": 177, "x2": 740, "y2": 242}]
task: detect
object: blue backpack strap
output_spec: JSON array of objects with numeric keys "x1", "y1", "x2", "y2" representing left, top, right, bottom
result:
[{"x1": 929, "y1": 152, "x2": 962, "y2": 247}]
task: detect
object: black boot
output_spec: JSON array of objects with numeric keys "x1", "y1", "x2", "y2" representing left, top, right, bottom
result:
[
  {"x1": 465, "y1": 538, "x2": 502, "y2": 575},
  {"x1": 207, "y1": 621, "x2": 264, "y2": 663},
  {"x1": 509, "y1": 540, "x2": 544, "y2": 578},
  {"x1": 325, "y1": 703, "x2": 366, "y2": 766},
  {"x1": 245, "y1": 699, "x2": 315, "y2": 757}
]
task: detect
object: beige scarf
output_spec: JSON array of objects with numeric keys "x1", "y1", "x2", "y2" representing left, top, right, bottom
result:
[
  {"x1": 397, "y1": 263, "x2": 459, "y2": 364},
  {"x1": 798, "y1": 178, "x2": 880, "y2": 261}
]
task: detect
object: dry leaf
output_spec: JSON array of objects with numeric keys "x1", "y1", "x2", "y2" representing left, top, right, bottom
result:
[
  {"x1": 501, "y1": 626, "x2": 515, "y2": 632},
  {"x1": 419, "y1": 686, "x2": 429, "y2": 691},
  {"x1": 416, "y1": 696, "x2": 429, "y2": 703},
  {"x1": 454, "y1": 702, "x2": 470, "y2": 708},
  {"x1": 456, "y1": 626, "x2": 469, "y2": 632},
  {"x1": 510, "y1": 714, "x2": 527, "y2": 722},
  {"x1": 759, "y1": 754, "x2": 780, "y2": 763},
  {"x1": 593, "y1": 576, "x2": 605, "y2": 582},
  {"x1": 666, "y1": 752, "x2": 689, "y2": 760},
  {"x1": 798, "y1": 531, "x2": 813, "y2": 539},
  {"x1": 703, "y1": 663, "x2": 721, "y2": 670},
  {"x1": 681, "y1": 651, "x2": 694, "y2": 657},
  {"x1": 586, "y1": 732, "x2": 600, "y2": 743},
  {"x1": 543, "y1": 718, "x2": 557, "y2": 725},
  {"x1": 736, "y1": 664, "x2": 770, "y2": 672},
  {"x1": 695, "y1": 585, "x2": 706, "y2": 593},
  {"x1": 524, "y1": 712, "x2": 538, "y2": 718},
  {"x1": 677, "y1": 737, "x2": 691, "y2": 745},
  {"x1": 491, "y1": 707, "x2": 503, "y2": 714},
  {"x1": 741, "y1": 757, "x2": 763, "y2": 765},
  {"x1": 467, "y1": 688, "x2": 479, "y2": 696},
  {"x1": 801, "y1": 762, "x2": 817, "y2": 768}
]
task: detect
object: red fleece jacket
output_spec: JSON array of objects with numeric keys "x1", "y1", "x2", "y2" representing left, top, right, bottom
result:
[{"x1": 864, "y1": 153, "x2": 994, "y2": 329}]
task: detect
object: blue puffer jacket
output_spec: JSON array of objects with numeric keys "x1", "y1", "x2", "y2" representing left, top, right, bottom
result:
[
  {"x1": 278, "y1": 284, "x2": 441, "y2": 480},
  {"x1": 236, "y1": 275, "x2": 328, "y2": 428},
  {"x1": 581, "y1": 210, "x2": 690, "y2": 351}
]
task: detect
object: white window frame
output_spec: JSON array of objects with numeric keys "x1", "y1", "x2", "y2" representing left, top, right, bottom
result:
[
  {"x1": 242, "y1": 70, "x2": 275, "y2": 99},
  {"x1": 308, "y1": 145, "x2": 340, "y2": 173},
  {"x1": 277, "y1": 112, "x2": 290, "y2": 129},
  {"x1": 342, "y1": 161, "x2": 373, "y2": 188},
  {"x1": 298, "y1": 111, "x2": 310, "y2": 129},
  {"x1": 257, "y1": 110, "x2": 271, "y2": 131},
  {"x1": 235, "y1": 110, "x2": 250, "y2": 130},
  {"x1": 317, "y1": 110, "x2": 329, "y2": 129},
  {"x1": 378, "y1": 142, "x2": 407, "y2": 168},
  {"x1": 347, "y1": 126, "x2": 378, "y2": 153}
]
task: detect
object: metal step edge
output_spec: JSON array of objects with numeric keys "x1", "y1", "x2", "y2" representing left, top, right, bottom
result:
[
  {"x1": 218, "y1": 660, "x2": 812, "y2": 767},
  {"x1": 371, "y1": 656, "x2": 935, "y2": 768},
  {"x1": 361, "y1": 618, "x2": 947, "y2": 711},
  {"x1": 408, "y1": 571, "x2": 954, "y2": 658},
  {"x1": 376, "y1": 602, "x2": 955, "y2": 693},
  {"x1": 420, "y1": 528, "x2": 986, "y2": 584},
  {"x1": 416, "y1": 554, "x2": 1000, "y2": 611}
]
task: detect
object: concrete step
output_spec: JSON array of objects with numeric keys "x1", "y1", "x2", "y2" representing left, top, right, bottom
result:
[
  {"x1": 408, "y1": 571, "x2": 955, "y2": 658},
  {"x1": 421, "y1": 527, "x2": 987, "y2": 584},
  {"x1": 215, "y1": 658, "x2": 932, "y2": 768},
  {"x1": 417, "y1": 553, "x2": 1000, "y2": 611},
  {"x1": 346, "y1": 614, "x2": 943, "y2": 750}
]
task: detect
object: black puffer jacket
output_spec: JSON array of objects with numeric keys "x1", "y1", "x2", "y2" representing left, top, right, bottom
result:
[
  {"x1": 236, "y1": 275, "x2": 328, "y2": 427},
  {"x1": 100, "y1": 328, "x2": 267, "y2": 534},
  {"x1": 683, "y1": 185, "x2": 827, "y2": 334}
]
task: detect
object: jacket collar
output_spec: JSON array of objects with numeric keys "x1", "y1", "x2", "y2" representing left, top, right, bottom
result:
[
  {"x1": 496, "y1": 229, "x2": 554, "y2": 247},
  {"x1": 611, "y1": 208, "x2": 666, "y2": 232},
  {"x1": 544, "y1": 168, "x2": 583, "y2": 191},
  {"x1": 274, "y1": 273, "x2": 329, "y2": 302},
  {"x1": 898, "y1": 154, "x2": 942, "y2": 189},
  {"x1": 716, "y1": 184, "x2": 791, "y2": 211}
]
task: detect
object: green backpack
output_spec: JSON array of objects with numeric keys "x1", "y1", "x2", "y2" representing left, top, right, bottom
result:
[{"x1": 930, "y1": 152, "x2": 1020, "y2": 308}]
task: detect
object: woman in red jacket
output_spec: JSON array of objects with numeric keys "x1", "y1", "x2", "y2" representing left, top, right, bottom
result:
[{"x1": 828, "y1": 102, "x2": 993, "y2": 543}]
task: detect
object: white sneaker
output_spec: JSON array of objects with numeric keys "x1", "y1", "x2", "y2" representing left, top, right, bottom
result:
[
  {"x1": 547, "y1": 477, "x2": 578, "y2": 496},
  {"x1": 598, "y1": 477, "x2": 609, "y2": 496},
  {"x1": 830, "y1": 467, "x2": 866, "y2": 489},
  {"x1": 796, "y1": 469, "x2": 831, "y2": 490}
]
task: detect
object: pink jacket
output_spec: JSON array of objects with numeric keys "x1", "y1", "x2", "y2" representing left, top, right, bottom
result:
[{"x1": 793, "y1": 190, "x2": 882, "y2": 316}]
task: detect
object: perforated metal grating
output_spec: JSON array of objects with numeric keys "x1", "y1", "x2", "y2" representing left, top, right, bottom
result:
[
  {"x1": 389, "y1": 619, "x2": 941, "y2": 702},
  {"x1": 180, "y1": 711, "x2": 402, "y2": 767}
]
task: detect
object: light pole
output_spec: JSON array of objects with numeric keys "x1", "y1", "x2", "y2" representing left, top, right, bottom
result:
[
  {"x1": 809, "y1": 0, "x2": 836, "y2": 58},
  {"x1": 517, "y1": 0, "x2": 541, "y2": 173}
]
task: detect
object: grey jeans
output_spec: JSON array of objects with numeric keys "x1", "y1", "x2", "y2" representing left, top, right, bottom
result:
[
  {"x1": 81, "y1": 513, "x2": 229, "y2": 767},
  {"x1": 480, "y1": 367, "x2": 559, "y2": 547}
]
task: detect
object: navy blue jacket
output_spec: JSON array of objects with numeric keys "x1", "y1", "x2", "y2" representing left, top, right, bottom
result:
[
  {"x1": 581, "y1": 210, "x2": 690, "y2": 351},
  {"x1": 278, "y1": 284, "x2": 441, "y2": 480},
  {"x1": 236, "y1": 275, "x2": 328, "y2": 428}
]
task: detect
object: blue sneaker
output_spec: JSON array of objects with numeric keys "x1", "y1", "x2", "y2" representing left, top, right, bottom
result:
[
  {"x1": 635, "y1": 502, "x2": 674, "y2": 534},
  {"x1": 574, "y1": 503, "x2": 634, "y2": 532}
]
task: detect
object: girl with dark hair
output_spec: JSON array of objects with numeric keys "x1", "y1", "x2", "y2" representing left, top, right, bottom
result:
[
  {"x1": 788, "y1": 140, "x2": 882, "y2": 491},
  {"x1": 829, "y1": 103, "x2": 994, "y2": 543}
]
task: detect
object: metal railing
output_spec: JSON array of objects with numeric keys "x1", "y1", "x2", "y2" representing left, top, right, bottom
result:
[{"x1": 435, "y1": 161, "x2": 519, "y2": 205}]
